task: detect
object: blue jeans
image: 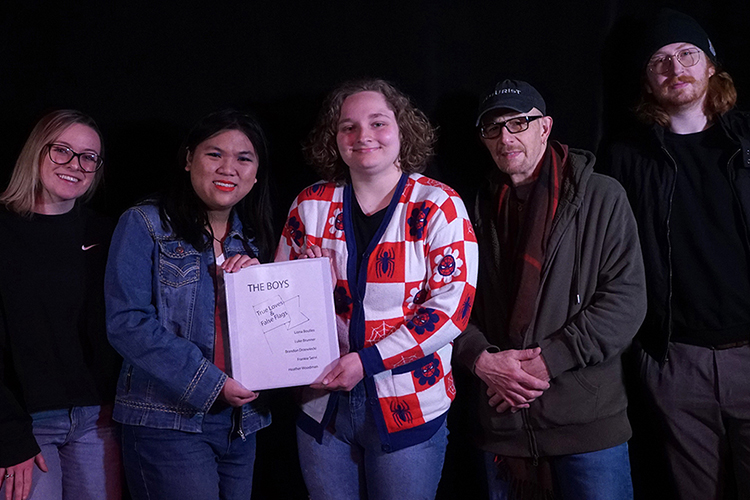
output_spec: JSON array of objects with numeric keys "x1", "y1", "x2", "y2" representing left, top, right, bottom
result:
[
  {"x1": 485, "y1": 443, "x2": 633, "y2": 500},
  {"x1": 297, "y1": 382, "x2": 449, "y2": 500},
  {"x1": 122, "y1": 404, "x2": 256, "y2": 500},
  {"x1": 3, "y1": 405, "x2": 122, "y2": 500}
]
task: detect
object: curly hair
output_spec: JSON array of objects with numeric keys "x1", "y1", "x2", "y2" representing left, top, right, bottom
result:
[
  {"x1": 303, "y1": 79, "x2": 436, "y2": 183},
  {"x1": 635, "y1": 67, "x2": 737, "y2": 127}
]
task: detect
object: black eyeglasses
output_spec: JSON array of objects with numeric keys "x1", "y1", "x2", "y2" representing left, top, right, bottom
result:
[
  {"x1": 648, "y1": 48, "x2": 702, "y2": 75},
  {"x1": 46, "y1": 144, "x2": 104, "y2": 173},
  {"x1": 479, "y1": 115, "x2": 544, "y2": 139}
]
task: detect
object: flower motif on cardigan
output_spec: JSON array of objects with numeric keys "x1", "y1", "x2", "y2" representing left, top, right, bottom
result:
[
  {"x1": 415, "y1": 357, "x2": 441, "y2": 387},
  {"x1": 407, "y1": 203, "x2": 431, "y2": 239},
  {"x1": 285, "y1": 216, "x2": 305, "y2": 248},
  {"x1": 407, "y1": 307, "x2": 440, "y2": 336},
  {"x1": 432, "y1": 247, "x2": 463, "y2": 284},
  {"x1": 328, "y1": 208, "x2": 344, "y2": 238}
]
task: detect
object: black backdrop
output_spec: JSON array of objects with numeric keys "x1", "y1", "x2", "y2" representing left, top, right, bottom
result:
[{"x1": 2, "y1": 1, "x2": 747, "y2": 498}]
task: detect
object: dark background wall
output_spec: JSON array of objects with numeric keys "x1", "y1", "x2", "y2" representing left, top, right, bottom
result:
[{"x1": 2, "y1": 1, "x2": 747, "y2": 498}]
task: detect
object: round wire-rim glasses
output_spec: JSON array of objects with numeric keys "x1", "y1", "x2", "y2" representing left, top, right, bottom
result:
[
  {"x1": 46, "y1": 143, "x2": 104, "y2": 173},
  {"x1": 648, "y1": 48, "x2": 703, "y2": 75}
]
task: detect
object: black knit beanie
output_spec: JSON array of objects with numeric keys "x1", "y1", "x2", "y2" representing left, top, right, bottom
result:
[{"x1": 641, "y1": 8, "x2": 717, "y2": 69}]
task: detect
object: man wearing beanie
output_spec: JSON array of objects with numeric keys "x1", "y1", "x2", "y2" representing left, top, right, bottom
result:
[
  {"x1": 455, "y1": 79, "x2": 646, "y2": 499},
  {"x1": 604, "y1": 8, "x2": 750, "y2": 499}
]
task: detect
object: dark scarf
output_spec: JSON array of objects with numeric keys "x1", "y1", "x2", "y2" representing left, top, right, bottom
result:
[{"x1": 496, "y1": 142, "x2": 569, "y2": 347}]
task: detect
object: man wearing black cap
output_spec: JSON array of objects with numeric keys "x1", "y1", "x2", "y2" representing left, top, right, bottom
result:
[
  {"x1": 604, "y1": 8, "x2": 750, "y2": 499},
  {"x1": 454, "y1": 79, "x2": 646, "y2": 499}
]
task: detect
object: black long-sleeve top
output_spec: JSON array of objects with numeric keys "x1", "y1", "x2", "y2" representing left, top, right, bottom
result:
[{"x1": 0, "y1": 205, "x2": 120, "y2": 467}]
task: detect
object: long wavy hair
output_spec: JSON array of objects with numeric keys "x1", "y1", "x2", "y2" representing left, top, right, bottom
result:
[
  {"x1": 303, "y1": 79, "x2": 436, "y2": 183},
  {"x1": 636, "y1": 65, "x2": 737, "y2": 127},
  {"x1": 1, "y1": 110, "x2": 104, "y2": 216},
  {"x1": 158, "y1": 109, "x2": 274, "y2": 261}
]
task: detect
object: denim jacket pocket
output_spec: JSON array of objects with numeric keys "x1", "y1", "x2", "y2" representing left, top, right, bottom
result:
[
  {"x1": 241, "y1": 402, "x2": 272, "y2": 435},
  {"x1": 158, "y1": 240, "x2": 201, "y2": 287}
]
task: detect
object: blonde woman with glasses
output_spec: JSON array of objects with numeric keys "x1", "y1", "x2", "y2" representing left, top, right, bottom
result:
[{"x1": 0, "y1": 110, "x2": 122, "y2": 500}]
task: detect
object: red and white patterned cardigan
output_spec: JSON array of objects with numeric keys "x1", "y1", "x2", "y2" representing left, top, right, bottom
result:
[{"x1": 276, "y1": 173, "x2": 478, "y2": 451}]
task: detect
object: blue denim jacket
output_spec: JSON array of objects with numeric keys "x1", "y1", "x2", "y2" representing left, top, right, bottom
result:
[{"x1": 105, "y1": 203, "x2": 270, "y2": 434}]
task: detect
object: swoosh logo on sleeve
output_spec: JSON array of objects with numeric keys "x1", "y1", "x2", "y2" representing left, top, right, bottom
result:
[{"x1": 82, "y1": 244, "x2": 100, "y2": 251}]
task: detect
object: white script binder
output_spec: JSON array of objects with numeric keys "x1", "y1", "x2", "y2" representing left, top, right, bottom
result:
[{"x1": 224, "y1": 258, "x2": 339, "y2": 390}]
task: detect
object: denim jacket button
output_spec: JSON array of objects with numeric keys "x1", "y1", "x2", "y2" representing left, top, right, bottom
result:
[{"x1": 176, "y1": 246, "x2": 184, "y2": 254}]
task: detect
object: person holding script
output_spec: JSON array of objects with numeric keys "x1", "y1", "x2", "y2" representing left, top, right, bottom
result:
[
  {"x1": 105, "y1": 109, "x2": 274, "y2": 500},
  {"x1": 277, "y1": 79, "x2": 478, "y2": 500}
]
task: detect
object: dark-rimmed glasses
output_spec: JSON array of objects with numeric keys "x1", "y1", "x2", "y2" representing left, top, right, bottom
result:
[
  {"x1": 648, "y1": 48, "x2": 702, "y2": 75},
  {"x1": 479, "y1": 115, "x2": 544, "y2": 139},
  {"x1": 46, "y1": 144, "x2": 103, "y2": 173}
]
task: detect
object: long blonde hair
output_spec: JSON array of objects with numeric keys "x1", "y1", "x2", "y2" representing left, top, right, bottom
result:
[{"x1": 1, "y1": 110, "x2": 104, "y2": 216}]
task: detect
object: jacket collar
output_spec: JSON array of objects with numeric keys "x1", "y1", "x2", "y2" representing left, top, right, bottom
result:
[
  {"x1": 651, "y1": 108, "x2": 741, "y2": 147},
  {"x1": 226, "y1": 209, "x2": 249, "y2": 242},
  {"x1": 479, "y1": 143, "x2": 595, "y2": 231}
]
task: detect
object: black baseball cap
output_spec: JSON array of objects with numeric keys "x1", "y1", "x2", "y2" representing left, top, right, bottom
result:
[{"x1": 476, "y1": 79, "x2": 546, "y2": 126}]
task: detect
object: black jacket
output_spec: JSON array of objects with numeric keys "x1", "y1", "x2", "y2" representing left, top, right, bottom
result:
[{"x1": 603, "y1": 109, "x2": 750, "y2": 362}]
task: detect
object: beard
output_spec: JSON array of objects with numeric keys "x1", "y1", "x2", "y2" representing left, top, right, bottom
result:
[{"x1": 651, "y1": 72, "x2": 711, "y2": 111}]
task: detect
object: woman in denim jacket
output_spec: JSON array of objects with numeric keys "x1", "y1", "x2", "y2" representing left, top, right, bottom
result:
[{"x1": 105, "y1": 109, "x2": 273, "y2": 499}]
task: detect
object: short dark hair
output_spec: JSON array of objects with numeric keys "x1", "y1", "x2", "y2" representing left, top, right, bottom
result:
[
  {"x1": 303, "y1": 79, "x2": 436, "y2": 184},
  {"x1": 159, "y1": 109, "x2": 274, "y2": 260}
]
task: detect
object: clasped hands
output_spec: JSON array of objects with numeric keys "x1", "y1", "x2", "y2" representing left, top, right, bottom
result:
[{"x1": 475, "y1": 347, "x2": 551, "y2": 414}]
